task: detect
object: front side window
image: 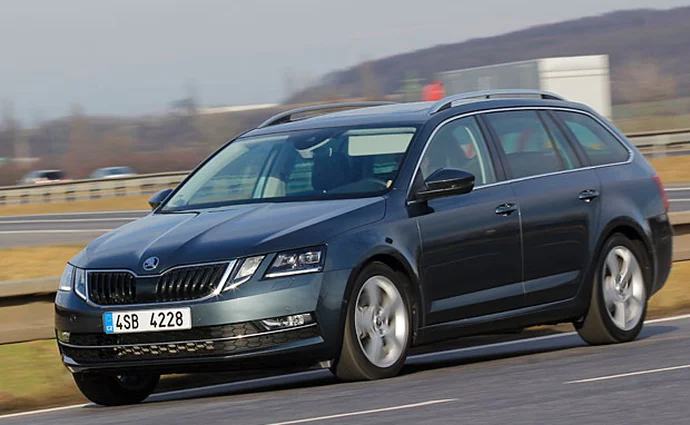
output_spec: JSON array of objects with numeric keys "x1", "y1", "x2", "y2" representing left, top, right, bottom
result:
[
  {"x1": 162, "y1": 126, "x2": 416, "y2": 211},
  {"x1": 420, "y1": 116, "x2": 496, "y2": 185},
  {"x1": 484, "y1": 110, "x2": 580, "y2": 179},
  {"x1": 554, "y1": 111, "x2": 629, "y2": 166}
]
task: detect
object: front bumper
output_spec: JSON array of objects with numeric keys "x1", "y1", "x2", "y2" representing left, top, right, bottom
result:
[{"x1": 55, "y1": 269, "x2": 352, "y2": 374}]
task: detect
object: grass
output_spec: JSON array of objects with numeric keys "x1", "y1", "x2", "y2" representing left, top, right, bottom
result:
[
  {"x1": 0, "y1": 340, "x2": 83, "y2": 413},
  {"x1": 0, "y1": 246, "x2": 84, "y2": 281},
  {"x1": 647, "y1": 156, "x2": 690, "y2": 184},
  {"x1": 0, "y1": 195, "x2": 151, "y2": 216}
]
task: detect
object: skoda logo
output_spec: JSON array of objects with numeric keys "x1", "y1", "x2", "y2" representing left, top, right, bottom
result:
[{"x1": 142, "y1": 256, "x2": 160, "y2": 271}]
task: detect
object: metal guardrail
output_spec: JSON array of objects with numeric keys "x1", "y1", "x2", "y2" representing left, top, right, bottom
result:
[
  {"x1": 626, "y1": 128, "x2": 690, "y2": 149},
  {"x1": 1, "y1": 129, "x2": 690, "y2": 206},
  {"x1": 0, "y1": 171, "x2": 189, "y2": 205}
]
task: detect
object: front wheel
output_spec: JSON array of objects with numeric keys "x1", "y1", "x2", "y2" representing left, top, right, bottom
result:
[
  {"x1": 73, "y1": 372, "x2": 160, "y2": 406},
  {"x1": 334, "y1": 262, "x2": 412, "y2": 381},
  {"x1": 576, "y1": 234, "x2": 649, "y2": 345}
]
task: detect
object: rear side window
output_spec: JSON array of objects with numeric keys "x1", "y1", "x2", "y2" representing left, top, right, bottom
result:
[
  {"x1": 483, "y1": 111, "x2": 580, "y2": 179},
  {"x1": 554, "y1": 111, "x2": 629, "y2": 166}
]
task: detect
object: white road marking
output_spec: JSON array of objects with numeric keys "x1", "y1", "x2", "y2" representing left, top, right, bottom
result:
[
  {"x1": 0, "y1": 404, "x2": 87, "y2": 420},
  {"x1": 2, "y1": 313, "x2": 690, "y2": 420},
  {"x1": 566, "y1": 364, "x2": 690, "y2": 384},
  {"x1": 0, "y1": 210, "x2": 148, "y2": 218},
  {"x1": 664, "y1": 187, "x2": 690, "y2": 191},
  {"x1": 0, "y1": 229, "x2": 114, "y2": 234},
  {"x1": 0, "y1": 218, "x2": 137, "y2": 224},
  {"x1": 668, "y1": 198, "x2": 690, "y2": 202},
  {"x1": 263, "y1": 399, "x2": 458, "y2": 425},
  {"x1": 646, "y1": 313, "x2": 690, "y2": 324}
]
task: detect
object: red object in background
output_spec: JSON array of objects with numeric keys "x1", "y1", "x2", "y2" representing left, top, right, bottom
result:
[{"x1": 422, "y1": 81, "x2": 445, "y2": 101}]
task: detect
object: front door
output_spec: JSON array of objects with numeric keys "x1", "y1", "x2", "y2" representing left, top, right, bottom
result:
[{"x1": 413, "y1": 116, "x2": 524, "y2": 325}]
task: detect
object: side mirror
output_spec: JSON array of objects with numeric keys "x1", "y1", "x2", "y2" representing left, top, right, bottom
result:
[
  {"x1": 415, "y1": 168, "x2": 475, "y2": 201},
  {"x1": 148, "y1": 188, "x2": 173, "y2": 210}
]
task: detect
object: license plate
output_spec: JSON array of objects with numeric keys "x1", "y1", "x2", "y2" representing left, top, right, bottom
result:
[{"x1": 103, "y1": 308, "x2": 192, "y2": 334}]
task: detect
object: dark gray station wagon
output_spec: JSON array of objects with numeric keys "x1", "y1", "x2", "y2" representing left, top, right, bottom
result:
[{"x1": 55, "y1": 90, "x2": 672, "y2": 405}]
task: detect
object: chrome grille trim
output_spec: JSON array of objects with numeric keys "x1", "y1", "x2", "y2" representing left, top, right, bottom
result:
[{"x1": 85, "y1": 260, "x2": 236, "y2": 307}]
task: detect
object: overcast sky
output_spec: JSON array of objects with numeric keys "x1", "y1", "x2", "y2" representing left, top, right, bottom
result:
[{"x1": 1, "y1": 0, "x2": 689, "y2": 122}]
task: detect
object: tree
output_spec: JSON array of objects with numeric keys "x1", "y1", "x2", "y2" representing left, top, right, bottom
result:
[
  {"x1": 66, "y1": 104, "x2": 90, "y2": 178},
  {"x1": 615, "y1": 59, "x2": 677, "y2": 104},
  {"x1": 0, "y1": 100, "x2": 19, "y2": 159}
]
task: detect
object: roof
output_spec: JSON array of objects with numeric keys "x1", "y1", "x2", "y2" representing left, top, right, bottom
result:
[{"x1": 243, "y1": 95, "x2": 590, "y2": 138}]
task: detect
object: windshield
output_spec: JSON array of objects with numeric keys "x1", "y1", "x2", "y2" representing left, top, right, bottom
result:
[{"x1": 162, "y1": 126, "x2": 417, "y2": 211}]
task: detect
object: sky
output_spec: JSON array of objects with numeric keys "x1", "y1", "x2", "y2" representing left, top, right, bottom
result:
[{"x1": 1, "y1": 0, "x2": 689, "y2": 123}]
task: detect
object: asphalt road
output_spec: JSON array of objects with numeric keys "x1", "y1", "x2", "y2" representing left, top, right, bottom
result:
[
  {"x1": 1, "y1": 184, "x2": 690, "y2": 248},
  {"x1": 0, "y1": 210, "x2": 148, "y2": 248},
  {"x1": 3, "y1": 314, "x2": 690, "y2": 425}
]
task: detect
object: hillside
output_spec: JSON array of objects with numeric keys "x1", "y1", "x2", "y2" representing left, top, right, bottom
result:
[{"x1": 288, "y1": 7, "x2": 690, "y2": 104}]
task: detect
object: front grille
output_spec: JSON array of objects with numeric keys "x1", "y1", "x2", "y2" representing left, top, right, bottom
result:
[
  {"x1": 88, "y1": 272, "x2": 136, "y2": 305},
  {"x1": 61, "y1": 325, "x2": 319, "y2": 363},
  {"x1": 155, "y1": 263, "x2": 228, "y2": 302},
  {"x1": 86, "y1": 263, "x2": 229, "y2": 305}
]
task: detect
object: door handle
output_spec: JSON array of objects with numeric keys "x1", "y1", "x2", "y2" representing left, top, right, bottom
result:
[
  {"x1": 578, "y1": 189, "x2": 600, "y2": 202},
  {"x1": 495, "y1": 203, "x2": 517, "y2": 216}
]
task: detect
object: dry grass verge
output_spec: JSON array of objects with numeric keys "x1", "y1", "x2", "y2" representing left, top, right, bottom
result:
[
  {"x1": 0, "y1": 246, "x2": 84, "y2": 281},
  {"x1": 0, "y1": 195, "x2": 150, "y2": 216}
]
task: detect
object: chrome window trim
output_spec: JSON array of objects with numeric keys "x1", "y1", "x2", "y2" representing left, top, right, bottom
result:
[
  {"x1": 84, "y1": 260, "x2": 237, "y2": 308},
  {"x1": 406, "y1": 106, "x2": 634, "y2": 202},
  {"x1": 57, "y1": 322, "x2": 317, "y2": 349}
]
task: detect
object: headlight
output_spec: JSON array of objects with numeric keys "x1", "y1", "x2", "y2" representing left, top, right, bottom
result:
[
  {"x1": 58, "y1": 264, "x2": 75, "y2": 292},
  {"x1": 57, "y1": 263, "x2": 87, "y2": 300},
  {"x1": 265, "y1": 246, "x2": 325, "y2": 278},
  {"x1": 74, "y1": 268, "x2": 87, "y2": 300},
  {"x1": 224, "y1": 256, "x2": 265, "y2": 291}
]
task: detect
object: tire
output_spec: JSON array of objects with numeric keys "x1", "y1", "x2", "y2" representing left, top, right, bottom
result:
[
  {"x1": 73, "y1": 372, "x2": 160, "y2": 406},
  {"x1": 334, "y1": 262, "x2": 412, "y2": 381},
  {"x1": 576, "y1": 234, "x2": 650, "y2": 345}
]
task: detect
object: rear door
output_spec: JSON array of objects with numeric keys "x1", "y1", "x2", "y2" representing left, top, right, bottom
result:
[{"x1": 482, "y1": 110, "x2": 601, "y2": 305}]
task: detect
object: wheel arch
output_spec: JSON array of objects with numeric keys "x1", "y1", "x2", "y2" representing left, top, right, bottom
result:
[
  {"x1": 339, "y1": 248, "x2": 424, "y2": 347},
  {"x1": 590, "y1": 217, "x2": 655, "y2": 295}
]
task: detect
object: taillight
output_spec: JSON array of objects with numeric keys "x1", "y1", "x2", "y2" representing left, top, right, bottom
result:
[{"x1": 653, "y1": 174, "x2": 669, "y2": 213}]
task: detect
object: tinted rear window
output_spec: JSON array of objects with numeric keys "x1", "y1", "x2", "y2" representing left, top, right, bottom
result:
[
  {"x1": 43, "y1": 171, "x2": 64, "y2": 180},
  {"x1": 483, "y1": 111, "x2": 579, "y2": 179},
  {"x1": 554, "y1": 111, "x2": 629, "y2": 166}
]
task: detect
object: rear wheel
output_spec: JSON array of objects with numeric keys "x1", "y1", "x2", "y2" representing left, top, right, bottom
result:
[
  {"x1": 577, "y1": 234, "x2": 649, "y2": 345},
  {"x1": 73, "y1": 372, "x2": 159, "y2": 406},
  {"x1": 334, "y1": 262, "x2": 411, "y2": 381}
]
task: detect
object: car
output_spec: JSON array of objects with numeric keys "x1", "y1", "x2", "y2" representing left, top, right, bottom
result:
[
  {"x1": 89, "y1": 166, "x2": 137, "y2": 179},
  {"x1": 19, "y1": 169, "x2": 69, "y2": 185},
  {"x1": 55, "y1": 91, "x2": 672, "y2": 406}
]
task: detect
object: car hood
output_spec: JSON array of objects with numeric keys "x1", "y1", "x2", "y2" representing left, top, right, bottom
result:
[{"x1": 71, "y1": 198, "x2": 386, "y2": 273}]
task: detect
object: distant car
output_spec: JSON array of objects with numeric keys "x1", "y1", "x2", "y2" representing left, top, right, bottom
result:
[
  {"x1": 89, "y1": 166, "x2": 137, "y2": 179},
  {"x1": 19, "y1": 169, "x2": 69, "y2": 185},
  {"x1": 56, "y1": 92, "x2": 672, "y2": 406}
]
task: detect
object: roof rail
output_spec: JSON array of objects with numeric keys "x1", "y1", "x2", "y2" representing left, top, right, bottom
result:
[
  {"x1": 429, "y1": 90, "x2": 565, "y2": 114},
  {"x1": 257, "y1": 101, "x2": 397, "y2": 129}
]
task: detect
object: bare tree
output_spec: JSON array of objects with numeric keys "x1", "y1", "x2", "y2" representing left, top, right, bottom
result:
[
  {"x1": 0, "y1": 100, "x2": 19, "y2": 159},
  {"x1": 66, "y1": 104, "x2": 90, "y2": 178},
  {"x1": 615, "y1": 59, "x2": 677, "y2": 104}
]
